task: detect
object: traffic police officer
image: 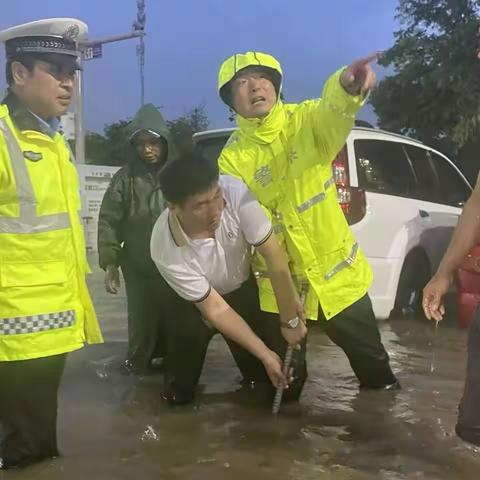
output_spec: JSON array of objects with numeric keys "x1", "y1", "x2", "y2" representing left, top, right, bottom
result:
[{"x1": 0, "y1": 18, "x2": 103, "y2": 469}]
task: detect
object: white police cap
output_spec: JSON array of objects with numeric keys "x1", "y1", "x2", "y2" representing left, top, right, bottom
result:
[{"x1": 0, "y1": 18, "x2": 88, "y2": 58}]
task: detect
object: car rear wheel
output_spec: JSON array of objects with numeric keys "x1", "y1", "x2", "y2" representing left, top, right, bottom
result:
[{"x1": 391, "y1": 249, "x2": 431, "y2": 319}]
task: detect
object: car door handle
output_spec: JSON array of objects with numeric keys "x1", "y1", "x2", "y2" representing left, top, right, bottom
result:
[{"x1": 419, "y1": 210, "x2": 430, "y2": 218}]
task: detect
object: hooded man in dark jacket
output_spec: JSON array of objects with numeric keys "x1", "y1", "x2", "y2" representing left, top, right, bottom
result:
[{"x1": 98, "y1": 103, "x2": 175, "y2": 374}]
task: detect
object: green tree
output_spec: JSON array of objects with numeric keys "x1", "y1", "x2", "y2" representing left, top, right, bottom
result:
[
  {"x1": 167, "y1": 104, "x2": 209, "y2": 155},
  {"x1": 85, "y1": 119, "x2": 131, "y2": 166},
  {"x1": 371, "y1": 0, "x2": 480, "y2": 153},
  {"x1": 83, "y1": 132, "x2": 107, "y2": 164}
]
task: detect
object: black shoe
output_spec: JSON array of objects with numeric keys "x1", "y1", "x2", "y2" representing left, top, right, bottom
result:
[{"x1": 456, "y1": 425, "x2": 480, "y2": 447}]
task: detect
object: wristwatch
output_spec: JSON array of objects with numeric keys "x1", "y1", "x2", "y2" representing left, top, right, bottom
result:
[{"x1": 281, "y1": 316, "x2": 300, "y2": 329}]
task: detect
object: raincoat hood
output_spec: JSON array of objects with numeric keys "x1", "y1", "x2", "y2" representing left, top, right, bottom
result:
[
  {"x1": 128, "y1": 103, "x2": 171, "y2": 148},
  {"x1": 218, "y1": 51, "x2": 282, "y2": 109},
  {"x1": 218, "y1": 52, "x2": 285, "y2": 144}
]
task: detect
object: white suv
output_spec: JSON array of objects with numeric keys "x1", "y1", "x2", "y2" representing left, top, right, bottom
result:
[{"x1": 193, "y1": 126, "x2": 472, "y2": 319}]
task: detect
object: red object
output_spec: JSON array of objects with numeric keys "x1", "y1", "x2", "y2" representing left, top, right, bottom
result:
[
  {"x1": 332, "y1": 147, "x2": 366, "y2": 225},
  {"x1": 457, "y1": 293, "x2": 480, "y2": 329},
  {"x1": 455, "y1": 245, "x2": 480, "y2": 328}
]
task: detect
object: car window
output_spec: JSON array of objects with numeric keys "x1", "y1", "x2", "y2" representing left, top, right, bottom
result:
[
  {"x1": 404, "y1": 144, "x2": 439, "y2": 203},
  {"x1": 194, "y1": 135, "x2": 230, "y2": 163},
  {"x1": 354, "y1": 139, "x2": 416, "y2": 197},
  {"x1": 428, "y1": 151, "x2": 471, "y2": 206}
]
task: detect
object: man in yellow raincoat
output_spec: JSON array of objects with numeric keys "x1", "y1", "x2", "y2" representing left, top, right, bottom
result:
[
  {"x1": 218, "y1": 51, "x2": 398, "y2": 395},
  {"x1": 0, "y1": 19, "x2": 103, "y2": 469}
]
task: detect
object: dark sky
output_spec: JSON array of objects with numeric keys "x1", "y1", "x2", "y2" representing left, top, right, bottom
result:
[{"x1": 1, "y1": 1, "x2": 400, "y2": 133}]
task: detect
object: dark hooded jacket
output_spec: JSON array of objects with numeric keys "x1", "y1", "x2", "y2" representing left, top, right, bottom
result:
[{"x1": 98, "y1": 104, "x2": 172, "y2": 274}]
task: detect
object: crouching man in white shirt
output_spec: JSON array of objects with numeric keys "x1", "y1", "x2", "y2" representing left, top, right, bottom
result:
[{"x1": 150, "y1": 152, "x2": 307, "y2": 405}]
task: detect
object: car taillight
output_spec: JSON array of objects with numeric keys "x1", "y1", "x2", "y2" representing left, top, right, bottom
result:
[{"x1": 332, "y1": 146, "x2": 366, "y2": 225}]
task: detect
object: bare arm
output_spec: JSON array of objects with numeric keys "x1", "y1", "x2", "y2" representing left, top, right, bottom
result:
[
  {"x1": 436, "y1": 174, "x2": 480, "y2": 277},
  {"x1": 423, "y1": 173, "x2": 480, "y2": 320},
  {"x1": 256, "y1": 234, "x2": 307, "y2": 345},
  {"x1": 195, "y1": 288, "x2": 288, "y2": 388}
]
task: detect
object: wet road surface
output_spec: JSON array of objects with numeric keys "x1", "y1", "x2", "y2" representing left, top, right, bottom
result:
[{"x1": 1, "y1": 256, "x2": 479, "y2": 479}]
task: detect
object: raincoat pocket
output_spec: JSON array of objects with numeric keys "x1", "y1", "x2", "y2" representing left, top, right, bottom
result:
[{"x1": 0, "y1": 260, "x2": 67, "y2": 287}]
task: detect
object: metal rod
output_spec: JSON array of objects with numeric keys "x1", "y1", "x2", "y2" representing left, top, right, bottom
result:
[
  {"x1": 135, "y1": 0, "x2": 146, "y2": 106},
  {"x1": 80, "y1": 31, "x2": 145, "y2": 48},
  {"x1": 272, "y1": 283, "x2": 309, "y2": 415},
  {"x1": 74, "y1": 56, "x2": 85, "y2": 164},
  {"x1": 272, "y1": 345, "x2": 294, "y2": 414},
  {"x1": 138, "y1": 34, "x2": 145, "y2": 106},
  {"x1": 430, "y1": 319, "x2": 440, "y2": 373},
  {"x1": 140, "y1": 55, "x2": 144, "y2": 106}
]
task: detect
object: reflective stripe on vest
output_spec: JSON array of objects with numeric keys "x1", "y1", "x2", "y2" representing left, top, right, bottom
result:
[
  {"x1": 324, "y1": 241, "x2": 359, "y2": 281},
  {"x1": 254, "y1": 241, "x2": 359, "y2": 283},
  {"x1": 297, "y1": 176, "x2": 336, "y2": 214},
  {"x1": 0, "y1": 310, "x2": 75, "y2": 335},
  {"x1": 0, "y1": 119, "x2": 70, "y2": 234}
]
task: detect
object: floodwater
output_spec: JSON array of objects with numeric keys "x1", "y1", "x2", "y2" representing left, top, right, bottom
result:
[{"x1": 1, "y1": 257, "x2": 479, "y2": 479}]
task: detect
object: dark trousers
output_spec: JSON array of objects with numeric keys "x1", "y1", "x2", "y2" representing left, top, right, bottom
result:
[
  {"x1": 0, "y1": 354, "x2": 66, "y2": 469},
  {"x1": 164, "y1": 275, "x2": 307, "y2": 404},
  {"x1": 456, "y1": 307, "x2": 480, "y2": 446},
  {"x1": 317, "y1": 294, "x2": 398, "y2": 388},
  {"x1": 121, "y1": 261, "x2": 172, "y2": 373}
]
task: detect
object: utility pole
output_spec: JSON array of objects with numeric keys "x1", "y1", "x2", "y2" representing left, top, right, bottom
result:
[
  {"x1": 133, "y1": 0, "x2": 146, "y2": 106},
  {"x1": 74, "y1": 0, "x2": 147, "y2": 164}
]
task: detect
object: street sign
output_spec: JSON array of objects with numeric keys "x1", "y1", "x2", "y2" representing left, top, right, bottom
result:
[{"x1": 82, "y1": 44, "x2": 103, "y2": 61}]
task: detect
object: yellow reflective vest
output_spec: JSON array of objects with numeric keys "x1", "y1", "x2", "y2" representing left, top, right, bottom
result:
[
  {"x1": 0, "y1": 99, "x2": 103, "y2": 361},
  {"x1": 219, "y1": 63, "x2": 373, "y2": 320}
]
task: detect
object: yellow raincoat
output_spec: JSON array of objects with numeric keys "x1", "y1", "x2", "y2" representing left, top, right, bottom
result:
[
  {"x1": 0, "y1": 97, "x2": 103, "y2": 361},
  {"x1": 218, "y1": 52, "x2": 373, "y2": 320}
]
